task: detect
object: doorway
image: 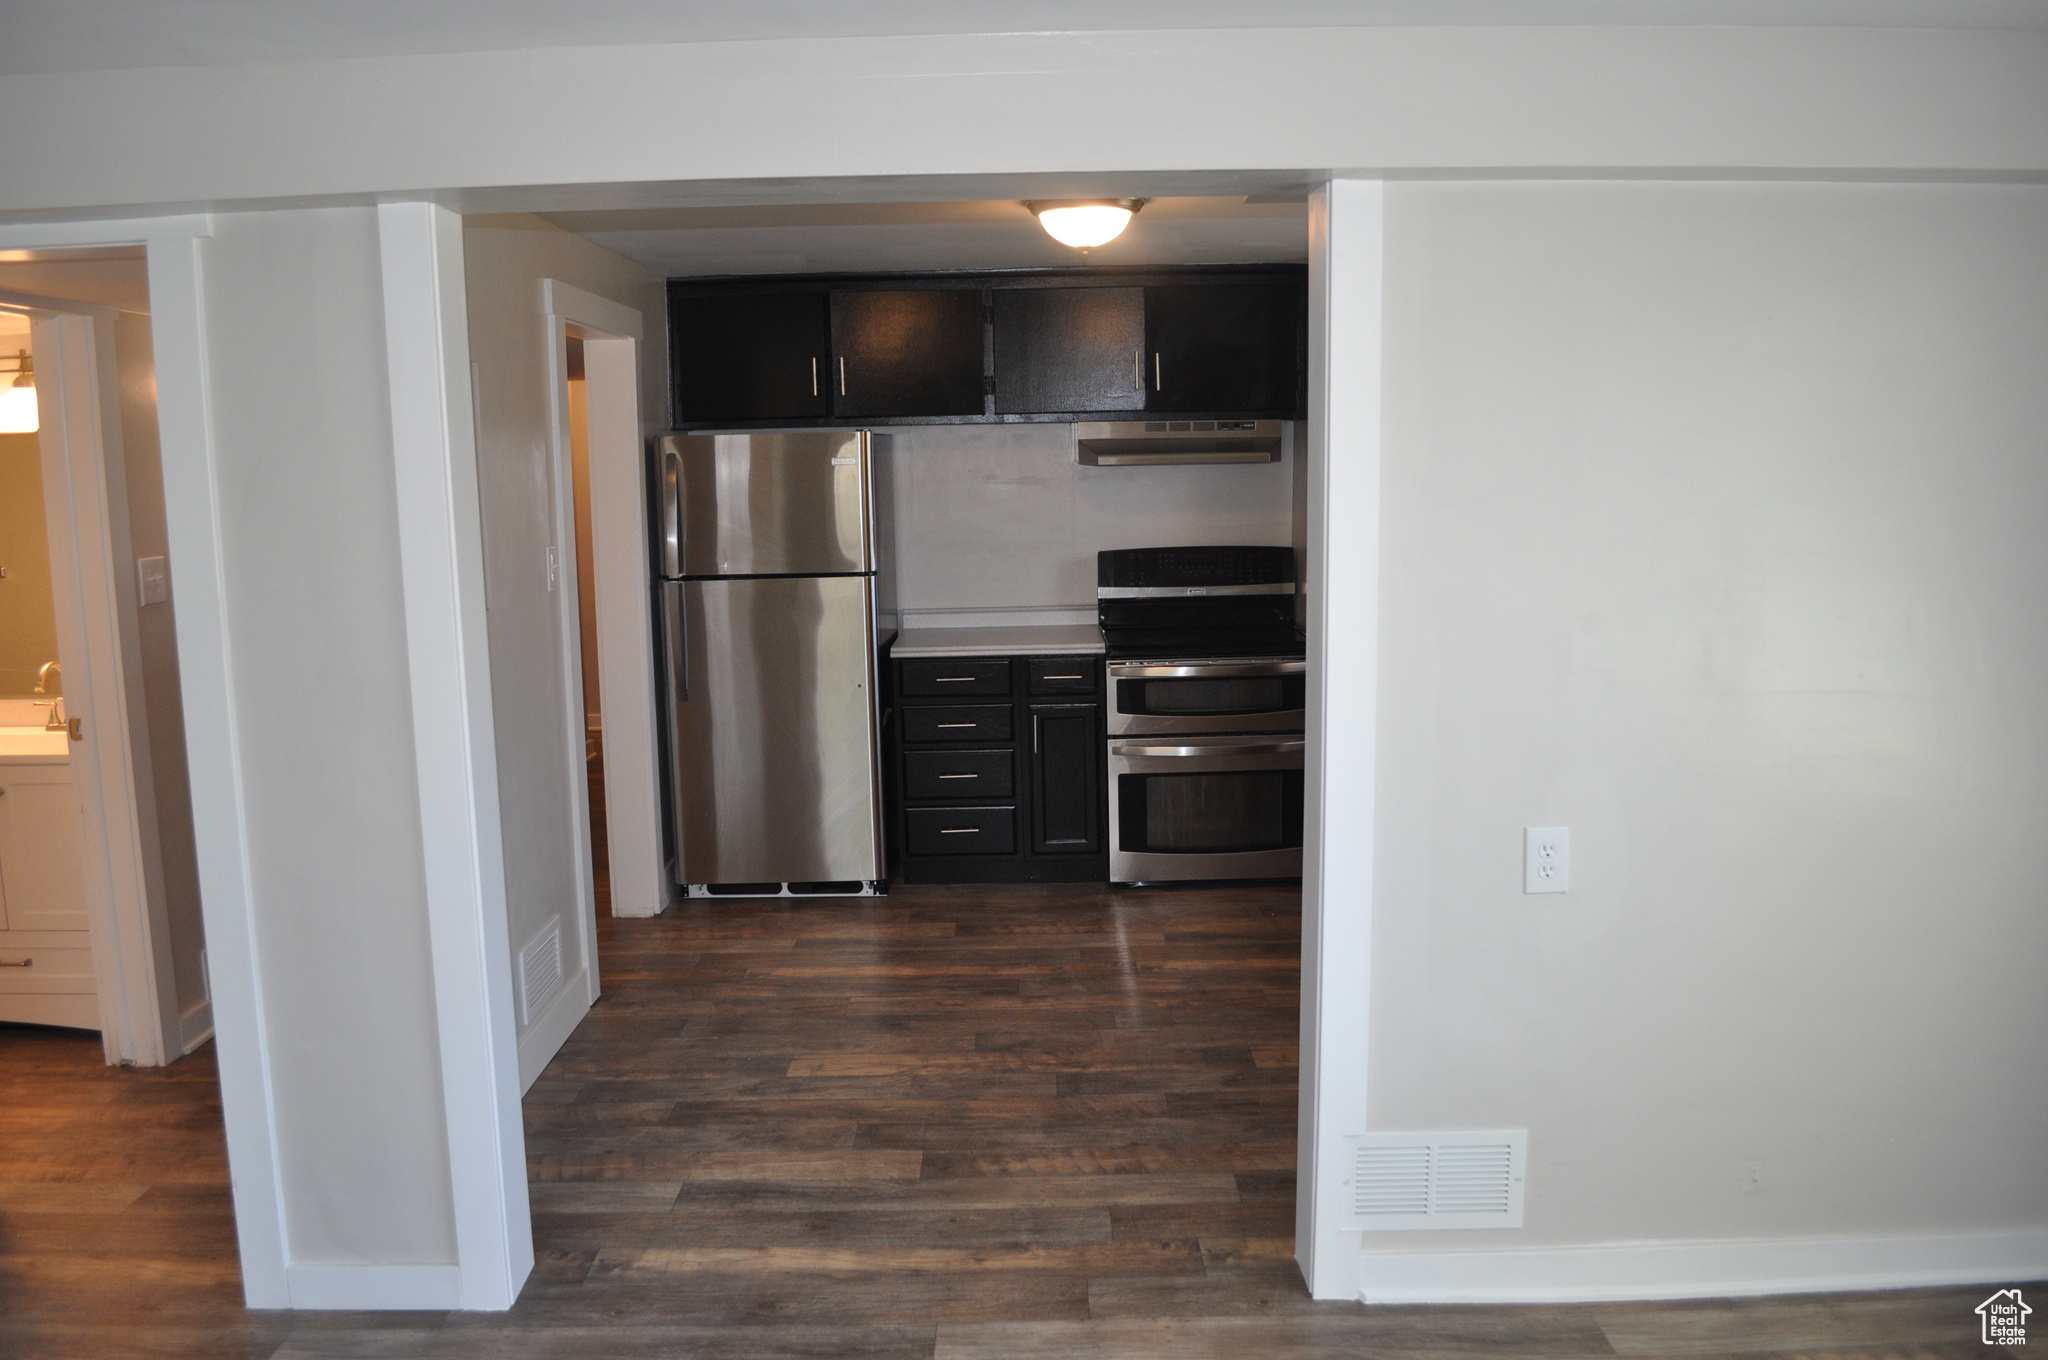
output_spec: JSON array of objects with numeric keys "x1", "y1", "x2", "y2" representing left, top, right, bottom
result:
[{"x1": 0, "y1": 256, "x2": 211, "y2": 1068}]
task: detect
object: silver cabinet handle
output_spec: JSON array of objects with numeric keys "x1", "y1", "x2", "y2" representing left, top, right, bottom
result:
[
  {"x1": 811, "y1": 355, "x2": 819, "y2": 396},
  {"x1": 1040, "y1": 674, "x2": 1084, "y2": 680},
  {"x1": 839, "y1": 356, "x2": 847, "y2": 396},
  {"x1": 1109, "y1": 660, "x2": 1306, "y2": 680},
  {"x1": 1134, "y1": 348, "x2": 1142, "y2": 391},
  {"x1": 938, "y1": 827, "x2": 979, "y2": 835},
  {"x1": 935, "y1": 722, "x2": 976, "y2": 728},
  {"x1": 933, "y1": 676, "x2": 978, "y2": 683},
  {"x1": 937, "y1": 773, "x2": 978, "y2": 780},
  {"x1": 0, "y1": 958, "x2": 31, "y2": 967},
  {"x1": 1033, "y1": 713, "x2": 1041, "y2": 753},
  {"x1": 1154, "y1": 352, "x2": 1162, "y2": 391}
]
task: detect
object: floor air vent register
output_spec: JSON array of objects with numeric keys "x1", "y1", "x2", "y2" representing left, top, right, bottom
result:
[{"x1": 1341, "y1": 1130, "x2": 1528, "y2": 1230}]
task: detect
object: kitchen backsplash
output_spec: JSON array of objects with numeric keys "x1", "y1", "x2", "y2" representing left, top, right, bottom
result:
[{"x1": 885, "y1": 422, "x2": 1297, "y2": 629}]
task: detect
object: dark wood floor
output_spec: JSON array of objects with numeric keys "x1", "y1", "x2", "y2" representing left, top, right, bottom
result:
[{"x1": 0, "y1": 878, "x2": 2027, "y2": 1357}]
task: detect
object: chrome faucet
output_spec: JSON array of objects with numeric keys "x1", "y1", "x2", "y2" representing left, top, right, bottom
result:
[{"x1": 32, "y1": 662, "x2": 63, "y2": 730}]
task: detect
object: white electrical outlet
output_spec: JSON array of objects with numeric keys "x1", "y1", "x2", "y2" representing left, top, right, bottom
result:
[{"x1": 1524, "y1": 827, "x2": 1569, "y2": 894}]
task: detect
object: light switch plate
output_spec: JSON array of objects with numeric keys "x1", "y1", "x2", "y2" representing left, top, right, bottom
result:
[
  {"x1": 136, "y1": 555, "x2": 170, "y2": 606},
  {"x1": 1525, "y1": 827, "x2": 1569, "y2": 894}
]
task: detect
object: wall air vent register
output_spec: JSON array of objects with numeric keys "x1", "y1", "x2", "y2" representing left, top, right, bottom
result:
[{"x1": 1341, "y1": 1130, "x2": 1527, "y2": 1230}]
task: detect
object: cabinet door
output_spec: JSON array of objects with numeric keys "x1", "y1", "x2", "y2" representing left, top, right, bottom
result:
[
  {"x1": 1029, "y1": 703, "x2": 1101, "y2": 855},
  {"x1": 1143, "y1": 282, "x2": 1303, "y2": 414},
  {"x1": 831, "y1": 289, "x2": 985, "y2": 418},
  {"x1": 671, "y1": 290, "x2": 831, "y2": 423},
  {"x1": 992, "y1": 287, "x2": 1144, "y2": 415},
  {"x1": 0, "y1": 777, "x2": 90, "y2": 933}
]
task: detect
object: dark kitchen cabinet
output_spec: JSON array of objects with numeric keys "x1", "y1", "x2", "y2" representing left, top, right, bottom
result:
[
  {"x1": 992, "y1": 287, "x2": 1145, "y2": 415},
  {"x1": 830, "y1": 289, "x2": 985, "y2": 419},
  {"x1": 1144, "y1": 282, "x2": 1303, "y2": 415},
  {"x1": 889, "y1": 649, "x2": 1106, "y2": 883},
  {"x1": 1029, "y1": 702, "x2": 1101, "y2": 855},
  {"x1": 670, "y1": 289, "x2": 830, "y2": 422},
  {"x1": 668, "y1": 268, "x2": 1305, "y2": 427}
]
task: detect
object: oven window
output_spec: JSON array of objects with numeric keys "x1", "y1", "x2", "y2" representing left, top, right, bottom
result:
[
  {"x1": 1118, "y1": 674, "x2": 1303, "y2": 716},
  {"x1": 1119, "y1": 770, "x2": 1305, "y2": 854}
]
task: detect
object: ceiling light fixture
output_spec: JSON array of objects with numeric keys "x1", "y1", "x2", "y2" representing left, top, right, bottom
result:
[
  {"x1": 1027, "y1": 199, "x2": 1147, "y2": 250},
  {"x1": 0, "y1": 349, "x2": 35, "y2": 435}
]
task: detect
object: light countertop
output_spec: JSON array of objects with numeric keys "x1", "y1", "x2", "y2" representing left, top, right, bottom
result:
[
  {"x1": 0, "y1": 728, "x2": 71, "y2": 764},
  {"x1": 889, "y1": 624, "x2": 1104, "y2": 658}
]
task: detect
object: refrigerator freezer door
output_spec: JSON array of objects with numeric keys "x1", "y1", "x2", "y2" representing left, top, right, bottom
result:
[
  {"x1": 665, "y1": 575, "x2": 882, "y2": 885},
  {"x1": 659, "y1": 430, "x2": 872, "y2": 578}
]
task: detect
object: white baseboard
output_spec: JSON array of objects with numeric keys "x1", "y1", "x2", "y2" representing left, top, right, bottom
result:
[
  {"x1": 1357, "y1": 1229, "x2": 2048, "y2": 1305},
  {"x1": 517, "y1": 964, "x2": 590, "y2": 1092},
  {"x1": 179, "y1": 997, "x2": 214, "y2": 1054},
  {"x1": 285, "y1": 1264, "x2": 462, "y2": 1310}
]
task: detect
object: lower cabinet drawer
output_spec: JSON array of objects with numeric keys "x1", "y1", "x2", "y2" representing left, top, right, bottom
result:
[
  {"x1": 900, "y1": 659, "x2": 1010, "y2": 697},
  {"x1": 905, "y1": 806, "x2": 1016, "y2": 856},
  {"x1": 904, "y1": 748, "x2": 1014, "y2": 799},
  {"x1": 0, "y1": 943, "x2": 96, "y2": 995},
  {"x1": 902, "y1": 705, "x2": 1012, "y2": 744}
]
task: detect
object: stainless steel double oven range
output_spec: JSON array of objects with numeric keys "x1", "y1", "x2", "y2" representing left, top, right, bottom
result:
[{"x1": 1099, "y1": 546, "x2": 1306, "y2": 884}]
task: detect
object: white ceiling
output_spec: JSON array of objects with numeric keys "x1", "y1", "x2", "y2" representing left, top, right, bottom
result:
[
  {"x1": 542, "y1": 197, "x2": 1309, "y2": 277},
  {"x1": 4, "y1": 0, "x2": 2045, "y2": 75}
]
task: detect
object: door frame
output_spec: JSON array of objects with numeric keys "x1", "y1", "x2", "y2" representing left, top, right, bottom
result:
[
  {"x1": 541, "y1": 279, "x2": 665, "y2": 921},
  {"x1": 2, "y1": 287, "x2": 184, "y2": 1067}
]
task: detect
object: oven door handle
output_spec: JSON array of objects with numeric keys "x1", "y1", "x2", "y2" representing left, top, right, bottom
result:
[
  {"x1": 1110, "y1": 738, "x2": 1306, "y2": 758},
  {"x1": 1108, "y1": 660, "x2": 1306, "y2": 680}
]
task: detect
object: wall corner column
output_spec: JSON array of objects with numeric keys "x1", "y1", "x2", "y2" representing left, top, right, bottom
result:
[
  {"x1": 377, "y1": 200, "x2": 533, "y2": 1311},
  {"x1": 1297, "y1": 177, "x2": 1385, "y2": 1302}
]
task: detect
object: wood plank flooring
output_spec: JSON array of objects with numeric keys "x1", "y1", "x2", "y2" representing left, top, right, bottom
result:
[{"x1": 0, "y1": 880, "x2": 2032, "y2": 1357}]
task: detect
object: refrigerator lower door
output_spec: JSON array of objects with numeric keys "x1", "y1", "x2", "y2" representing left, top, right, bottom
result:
[{"x1": 664, "y1": 575, "x2": 882, "y2": 885}]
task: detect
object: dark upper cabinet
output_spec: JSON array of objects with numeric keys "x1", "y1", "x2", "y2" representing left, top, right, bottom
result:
[
  {"x1": 830, "y1": 289, "x2": 985, "y2": 419},
  {"x1": 1030, "y1": 701, "x2": 1101, "y2": 855},
  {"x1": 1144, "y1": 282, "x2": 1303, "y2": 415},
  {"x1": 670, "y1": 289, "x2": 830, "y2": 423},
  {"x1": 668, "y1": 269, "x2": 1305, "y2": 425},
  {"x1": 991, "y1": 287, "x2": 1145, "y2": 415}
]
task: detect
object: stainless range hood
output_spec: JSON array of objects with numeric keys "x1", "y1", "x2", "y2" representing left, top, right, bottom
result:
[{"x1": 1077, "y1": 419, "x2": 1283, "y2": 466}]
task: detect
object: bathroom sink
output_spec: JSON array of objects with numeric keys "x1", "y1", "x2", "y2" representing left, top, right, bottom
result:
[{"x1": 0, "y1": 727, "x2": 70, "y2": 761}]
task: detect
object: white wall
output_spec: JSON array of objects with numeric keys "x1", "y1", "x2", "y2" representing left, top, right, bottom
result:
[
  {"x1": 203, "y1": 206, "x2": 457, "y2": 1264},
  {"x1": 1365, "y1": 181, "x2": 2048, "y2": 1263},
  {"x1": 889, "y1": 423, "x2": 1297, "y2": 626},
  {"x1": 460, "y1": 214, "x2": 660, "y2": 1058},
  {"x1": 2, "y1": 28, "x2": 2045, "y2": 214}
]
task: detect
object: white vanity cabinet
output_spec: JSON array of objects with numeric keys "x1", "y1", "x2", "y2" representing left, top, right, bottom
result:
[{"x1": 0, "y1": 756, "x2": 98, "y2": 1030}]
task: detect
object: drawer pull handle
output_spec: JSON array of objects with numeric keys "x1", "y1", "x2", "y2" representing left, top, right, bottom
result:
[
  {"x1": 937, "y1": 773, "x2": 977, "y2": 780},
  {"x1": 0, "y1": 957, "x2": 31, "y2": 968},
  {"x1": 933, "y1": 676, "x2": 979, "y2": 682},
  {"x1": 1039, "y1": 674, "x2": 1084, "y2": 680},
  {"x1": 935, "y1": 722, "x2": 977, "y2": 729},
  {"x1": 938, "y1": 827, "x2": 980, "y2": 835}
]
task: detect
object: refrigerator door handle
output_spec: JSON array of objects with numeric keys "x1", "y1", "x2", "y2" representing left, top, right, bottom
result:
[
  {"x1": 666, "y1": 584, "x2": 689, "y2": 702},
  {"x1": 661, "y1": 445, "x2": 684, "y2": 578}
]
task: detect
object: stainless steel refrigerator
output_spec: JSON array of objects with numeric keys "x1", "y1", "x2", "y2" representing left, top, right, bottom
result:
[{"x1": 654, "y1": 430, "x2": 890, "y2": 893}]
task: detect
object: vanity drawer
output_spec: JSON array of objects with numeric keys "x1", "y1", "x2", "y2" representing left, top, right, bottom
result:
[
  {"x1": 0, "y1": 943, "x2": 96, "y2": 994},
  {"x1": 901, "y1": 705, "x2": 1012, "y2": 744},
  {"x1": 904, "y1": 749, "x2": 1014, "y2": 800},
  {"x1": 905, "y1": 806, "x2": 1016, "y2": 857},
  {"x1": 900, "y1": 659, "x2": 1011, "y2": 697},
  {"x1": 1027, "y1": 657, "x2": 1097, "y2": 695}
]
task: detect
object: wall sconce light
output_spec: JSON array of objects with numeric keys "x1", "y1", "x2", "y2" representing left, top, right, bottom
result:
[
  {"x1": 1027, "y1": 199, "x2": 1147, "y2": 250},
  {"x1": 0, "y1": 349, "x2": 35, "y2": 435}
]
